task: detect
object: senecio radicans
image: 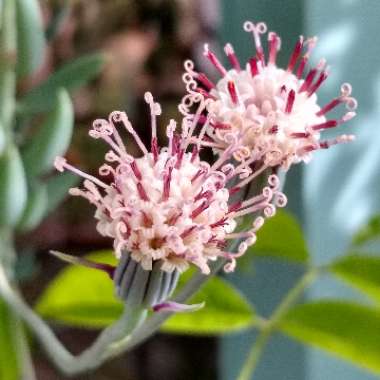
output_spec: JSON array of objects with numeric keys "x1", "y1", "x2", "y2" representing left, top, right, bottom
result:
[{"x1": 53, "y1": 21, "x2": 356, "y2": 311}]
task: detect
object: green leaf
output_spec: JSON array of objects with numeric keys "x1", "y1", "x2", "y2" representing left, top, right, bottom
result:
[
  {"x1": 352, "y1": 215, "x2": 380, "y2": 246},
  {"x1": 45, "y1": 171, "x2": 78, "y2": 213},
  {"x1": 17, "y1": 182, "x2": 48, "y2": 231},
  {"x1": 16, "y1": 0, "x2": 46, "y2": 77},
  {"x1": 37, "y1": 252, "x2": 256, "y2": 334},
  {"x1": 330, "y1": 254, "x2": 380, "y2": 303},
  {"x1": 247, "y1": 210, "x2": 309, "y2": 263},
  {"x1": 0, "y1": 145, "x2": 28, "y2": 226},
  {"x1": 21, "y1": 88, "x2": 73, "y2": 176},
  {"x1": 36, "y1": 251, "x2": 123, "y2": 328},
  {"x1": 0, "y1": 300, "x2": 21, "y2": 380},
  {"x1": 161, "y1": 270, "x2": 256, "y2": 335},
  {"x1": 280, "y1": 301, "x2": 380, "y2": 374},
  {"x1": 18, "y1": 53, "x2": 106, "y2": 114}
]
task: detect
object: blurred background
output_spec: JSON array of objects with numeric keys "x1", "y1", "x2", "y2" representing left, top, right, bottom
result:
[{"x1": 11, "y1": 0, "x2": 380, "y2": 379}]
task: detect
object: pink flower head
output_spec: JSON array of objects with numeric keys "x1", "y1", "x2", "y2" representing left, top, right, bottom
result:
[
  {"x1": 180, "y1": 21, "x2": 357, "y2": 169},
  {"x1": 55, "y1": 92, "x2": 286, "y2": 275}
]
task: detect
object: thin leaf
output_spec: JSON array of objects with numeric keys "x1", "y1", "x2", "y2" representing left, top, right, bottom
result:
[
  {"x1": 16, "y1": 0, "x2": 46, "y2": 77},
  {"x1": 21, "y1": 88, "x2": 73, "y2": 176},
  {"x1": 18, "y1": 53, "x2": 106, "y2": 114},
  {"x1": 161, "y1": 269, "x2": 256, "y2": 335},
  {"x1": 352, "y1": 215, "x2": 380, "y2": 246},
  {"x1": 246, "y1": 210, "x2": 309, "y2": 263},
  {"x1": 17, "y1": 181, "x2": 48, "y2": 231},
  {"x1": 0, "y1": 145, "x2": 28, "y2": 226},
  {"x1": 36, "y1": 251, "x2": 122, "y2": 328},
  {"x1": 0, "y1": 300, "x2": 20, "y2": 380},
  {"x1": 330, "y1": 254, "x2": 380, "y2": 303},
  {"x1": 45, "y1": 171, "x2": 78, "y2": 213},
  {"x1": 280, "y1": 300, "x2": 380, "y2": 374}
]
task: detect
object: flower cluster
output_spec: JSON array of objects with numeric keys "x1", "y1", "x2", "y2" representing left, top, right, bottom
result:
[
  {"x1": 180, "y1": 21, "x2": 357, "y2": 169},
  {"x1": 53, "y1": 20, "x2": 357, "y2": 309},
  {"x1": 55, "y1": 93, "x2": 286, "y2": 276}
]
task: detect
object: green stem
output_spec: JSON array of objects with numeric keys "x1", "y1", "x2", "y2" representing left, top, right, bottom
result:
[
  {"x1": 237, "y1": 268, "x2": 318, "y2": 380},
  {"x1": 0, "y1": 262, "x2": 147, "y2": 376}
]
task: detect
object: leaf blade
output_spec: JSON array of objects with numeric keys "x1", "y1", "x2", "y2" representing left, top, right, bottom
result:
[
  {"x1": 330, "y1": 254, "x2": 380, "y2": 303},
  {"x1": 246, "y1": 210, "x2": 309, "y2": 263},
  {"x1": 16, "y1": 0, "x2": 46, "y2": 77},
  {"x1": 21, "y1": 88, "x2": 73, "y2": 176},
  {"x1": 161, "y1": 270, "x2": 256, "y2": 335},
  {"x1": 280, "y1": 300, "x2": 380, "y2": 374},
  {"x1": 18, "y1": 53, "x2": 105, "y2": 114}
]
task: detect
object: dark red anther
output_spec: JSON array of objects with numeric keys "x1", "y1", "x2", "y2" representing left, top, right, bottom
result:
[
  {"x1": 162, "y1": 167, "x2": 173, "y2": 201},
  {"x1": 141, "y1": 211, "x2": 153, "y2": 227},
  {"x1": 210, "y1": 217, "x2": 228, "y2": 228},
  {"x1": 171, "y1": 134, "x2": 180, "y2": 155},
  {"x1": 194, "y1": 190, "x2": 213, "y2": 202},
  {"x1": 287, "y1": 37, "x2": 303, "y2": 72},
  {"x1": 181, "y1": 225, "x2": 197, "y2": 238},
  {"x1": 191, "y1": 145, "x2": 199, "y2": 162},
  {"x1": 167, "y1": 211, "x2": 182, "y2": 225},
  {"x1": 196, "y1": 114, "x2": 208, "y2": 125},
  {"x1": 301, "y1": 145, "x2": 317, "y2": 153},
  {"x1": 227, "y1": 81, "x2": 239, "y2": 105},
  {"x1": 319, "y1": 141, "x2": 330, "y2": 149},
  {"x1": 316, "y1": 98, "x2": 341, "y2": 117},
  {"x1": 191, "y1": 200, "x2": 209, "y2": 219},
  {"x1": 268, "y1": 33, "x2": 280, "y2": 65},
  {"x1": 296, "y1": 56, "x2": 308, "y2": 78},
  {"x1": 308, "y1": 71, "x2": 328, "y2": 97},
  {"x1": 197, "y1": 72, "x2": 215, "y2": 90},
  {"x1": 285, "y1": 90, "x2": 296, "y2": 114},
  {"x1": 204, "y1": 49, "x2": 227, "y2": 76},
  {"x1": 299, "y1": 68, "x2": 318, "y2": 93},
  {"x1": 151, "y1": 137, "x2": 159, "y2": 162},
  {"x1": 268, "y1": 125, "x2": 279, "y2": 134},
  {"x1": 290, "y1": 132, "x2": 310, "y2": 138},
  {"x1": 229, "y1": 186, "x2": 241, "y2": 195},
  {"x1": 225, "y1": 44, "x2": 241, "y2": 71},
  {"x1": 311, "y1": 120, "x2": 338, "y2": 131},
  {"x1": 213, "y1": 122, "x2": 231, "y2": 130},
  {"x1": 175, "y1": 149, "x2": 184, "y2": 169},
  {"x1": 130, "y1": 161, "x2": 142, "y2": 181},
  {"x1": 196, "y1": 87, "x2": 215, "y2": 99},
  {"x1": 137, "y1": 182, "x2": 149, "y2": 201},
  {"x1": 228, "y1": 201, "x2": 242, "y2": 213},
  {"x1": 249, "y1": 57, "x2": 259, "y2": 77}
]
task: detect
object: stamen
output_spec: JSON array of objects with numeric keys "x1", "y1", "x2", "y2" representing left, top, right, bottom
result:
[
  {"x1": 249, "y1": 57, "x2": 259, "y2": 76},
  {"x1": 311, "y1": 120, "x2": 338, "y2": 131},
  {"x1": 136, "y1": 182, "x2": 149, "y2": 201},
  {"x1": 287, "y1": 36, "x2": 304, "y2": 72},
  {"x1": 227, "y1": 81, "x2": 239, "y2": 105},
  {"x1": 285, "y1": 89, "x2": 296, "y2": 114},
  {"x1": 224, "y1": 43, "x2": 241, "y2": 71},
  {"x1": 307, "y1": 69, "x2": 329, "y2": 97},
  {"x1": 196, "y1": 72, "x2": 215, "y2": 90},
  {"x1": 268, "y1": 32, "x2": 281, "y2": 65},
  {"x1": 203, "y1": 44, "x2": 227, "y2": 76},
  {"x1": 54, "y1": 157, "x2": 108, "y2": 189}
]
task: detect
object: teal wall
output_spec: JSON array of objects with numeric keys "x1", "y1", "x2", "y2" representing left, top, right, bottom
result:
[{"x1": 219, "y1": 1, "x2": 380, "y2": 379}]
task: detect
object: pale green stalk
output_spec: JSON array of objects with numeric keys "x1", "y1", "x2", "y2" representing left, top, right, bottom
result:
[{"x1": 237, "y1": 268, "x2": 318, "y2": 380}]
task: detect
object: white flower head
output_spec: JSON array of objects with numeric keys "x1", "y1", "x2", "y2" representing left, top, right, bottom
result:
[
  {"x1": 180, "y1": 21, "x2": 357, "y2": 169},
  {"x1": 55, "y1": 92, "x2": 286, "y2": 275}
]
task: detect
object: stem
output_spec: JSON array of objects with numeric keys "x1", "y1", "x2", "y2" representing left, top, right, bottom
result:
[
  {"x1": 237, "y1": 268, "x2": 318, "y2": 380},
  {"x1": 0, "y1": 263, "x2": 147, "y2": 376}
]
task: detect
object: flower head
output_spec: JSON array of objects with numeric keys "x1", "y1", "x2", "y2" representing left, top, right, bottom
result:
[
  {"x1": 180, "y1": 21, "x2": 357, "y2": 169},
  {"x1": 55, "y1": 92, "x2": 286, "y2": 276}
]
